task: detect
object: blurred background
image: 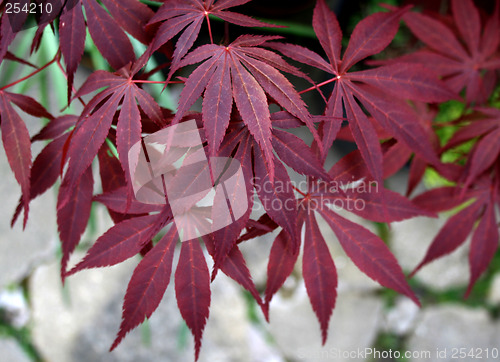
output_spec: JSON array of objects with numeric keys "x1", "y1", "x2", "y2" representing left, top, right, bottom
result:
[{"x1": 1, "y1": 0, "x2": 499, "y2": 361}]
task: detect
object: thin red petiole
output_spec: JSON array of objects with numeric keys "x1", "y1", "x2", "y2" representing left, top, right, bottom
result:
[
  {"x1": 0, "y1": 54, "x2": 58, "y2": 91},
  {"x1": 55, "y1": 58, "x2": 87, "y2": 107},
  {"x1": 298, "y1": 77, "x2": 338, "y2": 96},
  {"x1": 205, "y1": 11, "x2": 214, "y2": 44},
  {"x1": 132, "y1": 80, "x2": 184, "y2": 84},
  {"x1": 292, "y1": 185, "x2": 307, "y2": 197}
]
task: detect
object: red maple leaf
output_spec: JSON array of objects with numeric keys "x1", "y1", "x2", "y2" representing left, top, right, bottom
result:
[
  {"x1": 381, "y1": 0, "x2": 500, "y2": 104},
  {"x1": 270, "y1": 0, "x2": 456, "y2": 185}
]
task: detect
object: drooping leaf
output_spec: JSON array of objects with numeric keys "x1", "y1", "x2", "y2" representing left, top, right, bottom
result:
[
  {"x1": 210, "y1": 132, "x2": 253, "y2": 271},
  {"x1": 318, "y1": 207, "x2": 419, "y2": 305},
  {"x1": 302, "y1": 211, "x2": 337, "y2": 344},
  {"x1": 264, "y1": 230, "x2": 299, "y2": 314},
  {"x1": 67, "y1": 213, "x2": 167, "y2": 275},
  {"x1": 411, "y1": 198, "x2": 486, "y2": 277},
  {"x1": 175, "y1": 239, "x2": 211, "y2": 361},
  {"x1": 466, "y1": 201, "x2": 499, "y2": 296},
  {"x1": 111, "y1": 225, "x2": 178, "y2": 350},
  {"x1": 0, "y1": 91, "x2": 32, "y2": 227},
  {"x1": 11, "y1": 134, "x2": 70, "y2": 227},
  {"x1": 58, "y1": 166, "x2": 94, "y2": 279}
]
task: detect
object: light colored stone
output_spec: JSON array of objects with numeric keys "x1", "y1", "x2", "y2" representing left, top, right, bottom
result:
[
  {"x1": 487, "y1": 273, "x2": 500, "y2": 305},
  {"x1": 30, "y1": 249, "x2": 282, "y2": 362},
  {"x1": 0, "y1": 338, "x2": 32, "y2": 362},
  {"x1": 0, "y1": 126, "x2": 58, "y2": 290},
  {"x1": 30, "y1": 254, "x2": 141, "y2": 362},
  {"x1": 382, "y1": 297, "x2": 419, "y2": 335},
  {"x1": 391, "y1": 216, "x2": 469, "y2": 291},
  {"x1": 267, "y1": 285, "x2": 383, "y2": 362},
  {"x1": 407, "y1": 305, "x2": 499, "y2": 362},
  {"x1": 0, "y1": 288, "x2": 30, "y2": 328}
]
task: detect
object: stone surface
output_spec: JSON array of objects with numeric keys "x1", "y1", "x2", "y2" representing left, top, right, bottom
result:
[
  {"x1": 0, "y1": 338, "x2": 32, "y2": 362},
  {"x1": 267, "y1": 285, "x2": 383, "y2": 362},
  {"x1": 391, "y1": 216, "x2": 470, "y2": 291},
  {"x1": 0, "y1": 287, "x2": 30, "y2": 328},
  {"x1": 407, "y1": 305, "x2": 499, "y2": 362},
  {"x1": 30, "y1": 249, "x2": 281, "y2": 362},
  {"x1": 0, "y1": 125, "x2": 58, "y2": 290},
  {"x1": 487, "y1": 273, "x2": 500, "y2": 305},
  {"x1": 382, "y1": 297, "x2": 420, "y2": 336}
]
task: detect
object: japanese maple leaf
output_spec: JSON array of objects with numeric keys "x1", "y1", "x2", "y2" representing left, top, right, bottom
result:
[
  {"x1": 260, "y1": 192, "x2": 421, "y2": 344},
  {"x1": 147, "y1": 0, "x2": 281, "y2": 80},
  {"x1": 411, "y1": 176, "x2": 499, "y2": 296},
  {"x1": 444, "y1": 107, "x2": 500, "y2": 189},
  {"x1": 334, "y1": 102, "x2": 443, "y2": 195},
  {"x1": 407, "y1": 107, "x2": 500, "y2": 290},
  {"x1": 59, "y1": 0, "x2": 154, "y2": 102},
  {"x1": 170, "y1": 35, "x2": 323, "y2": 182},
  {"x1": 209, "y1": 113, "x2": 325, "y2": 270},
  {"x1": 383, "y1": 0, "x2": 500, "y2": 104},
  {"x1": 270, "y1": 0, "x2": 456, "y2": 186},
  {"x1": 0, "y1": 90, "x2": 53, "y2": 227},
  {"x1": 61, "y1": 65, "x2": 163, "y2": 204}
]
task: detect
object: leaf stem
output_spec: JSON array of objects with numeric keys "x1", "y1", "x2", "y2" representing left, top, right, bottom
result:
[
  {"x1": 132, "y1": 80, "x2": 184, "y2": 84},
  {"x1": 292, "y1": 185, "x2": 307, "y2": 197},
  {"x1": 205, "y1": 12, "x2": 214, "y2": 44},
  {"x1": 298, "y1": 77, "x2": 337, "y2": 96},
  {"x1": 0, "y1": 54, "x2": 58, "y2": 91},
  {"x1": 55, "y1": 58, "x2": 87, "y2": 107}
]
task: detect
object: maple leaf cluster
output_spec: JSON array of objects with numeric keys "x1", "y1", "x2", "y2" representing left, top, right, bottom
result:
[{"x1": 0, "y1": 0, "x2": 499, "y2": 359}]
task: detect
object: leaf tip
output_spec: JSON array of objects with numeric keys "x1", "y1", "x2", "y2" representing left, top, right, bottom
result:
[
  {"x1": 262, "y1": 302, "x2": 270, "y2": 322},
  {"x1": 408, "y1": 263, "x2": 422, "y2": 279}
]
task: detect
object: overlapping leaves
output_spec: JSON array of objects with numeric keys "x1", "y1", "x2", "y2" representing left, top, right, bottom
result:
[{"x1": 1, "y1": 0, "x2": 499, "y2": 360}]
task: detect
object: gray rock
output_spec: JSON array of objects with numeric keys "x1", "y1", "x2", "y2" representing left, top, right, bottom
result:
[
  {"x1": 407, "y1": 305, "x2": 499, "y2": 362},
  {"x1": 30, "y1": 254, "x2": 140, "y2": 362},
  {"x1": 266, "y1": 285, "x2": 383, "y2": 362},
  {"x1": 0, "y1": 288, "x2": 30, "y2": 328},
  {"x1": 30, "y1": 249, "x2": 282, "y2": 362},
  {"x1": 0, "y1": 338, "x2": 32, "y2": 362},
  {"x1": 390, "y1": 216, "x2": 469, "y2": 291},
  {"x1": 487, "y1": 273, "x2": 500, "y2": 306},
  {"x1": 0, "y1": 126, "x2": 57, "y2": 290},
  {"x1": 382, "y1": 297, "x2": 419, "y2": 336}
]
